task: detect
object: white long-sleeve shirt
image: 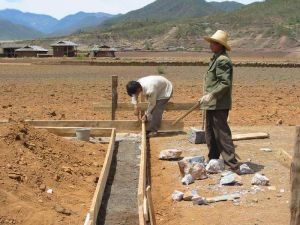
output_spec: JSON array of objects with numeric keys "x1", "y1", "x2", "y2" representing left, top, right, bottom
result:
[{"x1": 131, "y1": 75, "x2": 173, "y2": 119}]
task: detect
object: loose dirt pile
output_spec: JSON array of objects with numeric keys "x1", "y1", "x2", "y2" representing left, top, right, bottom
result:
[{"x1": 0, "y1": 122, "x2": 107, "y2": 225}]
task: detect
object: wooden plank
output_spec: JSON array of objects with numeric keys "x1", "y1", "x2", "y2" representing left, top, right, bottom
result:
[
  {"x1": 88, "y1": 129, "x2": 116, "y2": 225},
  {"x1": 146, "y1": 186, "x2": 157, "y2": 225},
  {"x1": 35, "y1": 127, "x2": 113, "y2": 137},
  {"x1": 232, "y1": 132, "x2": 269, "y2": 141},
  {"x1": 93, "y1": 102, "x2": 197, "y2": 111},
  {"x1": 111, "y1": 75, "x2": 118, "y2": 120},
  {"x1": 26, "y1": 120, "x2": 184, "y2": 132},
  {"x1": 290, "y1": 126, "x2": 300, "y2": 225},
  {"x1": 138, "y1": 122, "x2": 147, "y2": 225}
]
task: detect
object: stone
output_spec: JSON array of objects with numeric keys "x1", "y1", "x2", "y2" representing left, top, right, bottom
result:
[
  {"x1": 39, "y1": 184, "x2": 46, "y2": 191},
  {"x1": 192, "y1": 196, "x2": 207, "y2": 205},
  {"x1": 178, "y1": 156, "x2": 205, "y2": 176},
  {"x1": 251, "y1": 173, "x2": 270, "y2": 186},
  {"x1": 54, "y1": 205, "x2": 71, "y2": 215},
  {"x1": 47, "y1": 188, "x2": 53, "y2": 194},
  {"x1": 205, "y1": 159, "x2": 225, "y2": 173},
  {"x1": 172, "y1": 190, "x2": 184, "y2": 201},
  {"x1": 181, "y1": 174, "x2": 194, "y2": 185},
  {"x1": 190, "y1": 163, "x2": 208, "y2": 180},
  {"x1": 8, "y1": 173, "x2": 22, "y2": 181},
  {"x1": 183, "y1": 189, "x2": 199, "y2": 201},
  {"x1": 159, "y1": 149, "x2": 182, "y2": 160},
  {"x1": 206, "y1": 193, "x2": 241, "y2": 203},
  {"x1": 239, "y1": 164, "x2": 254, "y2": 174},
  {"x1": 188, "y1": 127, "x2": 206, "y2": 144},
  {"x1": 260, "y1": 148, "x2": 272, "y2": 152},
  {"x1": 220, "y1": 172, "x2": 242, "y2": 185}
]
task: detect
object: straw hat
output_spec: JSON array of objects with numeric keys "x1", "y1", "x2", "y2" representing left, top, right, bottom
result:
[{"x1": 204, "y1": 30, "x2": 231, "y2": 51}]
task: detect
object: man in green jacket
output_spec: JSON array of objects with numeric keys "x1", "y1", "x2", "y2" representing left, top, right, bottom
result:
[{"x1": 200, "y1": 30, "x2": 239, "y2": 171}]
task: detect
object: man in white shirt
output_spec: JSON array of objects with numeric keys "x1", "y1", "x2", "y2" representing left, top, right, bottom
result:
[{"x1": 126, "y1": 75, "x2": 173, "y2": 133}]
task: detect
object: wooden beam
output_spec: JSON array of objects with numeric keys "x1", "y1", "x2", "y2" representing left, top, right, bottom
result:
[
  {"x1": 232, "y1": 132, "x2": 269, "y2": 141},
  {"x1": 111, "y1": 75, "x2": 118, "y2": 120},
  {"x1": 138, "y1": 122, "x2": 147, "y2": 225},
  {"x1": 88, "y1": 129, "x2": 116, "y2": 225},
  {"x1": 290, "y1": 126, "x2": 300, "y2": 225},
  {"x1": 35, "y1": 127, "x2": 113, "y2": 137},
  {"x1": 26, "y1": 120, "x2": 184, "y2": 132},
  {"x1": 93, "y1": 102, "x2": 197, "y2": 111}
]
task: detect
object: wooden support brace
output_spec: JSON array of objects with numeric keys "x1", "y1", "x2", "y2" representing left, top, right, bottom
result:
[{"x1": 93, "y1": 102, "x2": 197, "y2": 111}]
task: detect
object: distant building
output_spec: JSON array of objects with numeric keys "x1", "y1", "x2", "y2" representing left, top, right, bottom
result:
[
  {"x1": 15, "y1": 45, "x2": 48, "y2": 57},
  {"x1": 90, "y1": 45, "x2": 116, "y2": 57},
  {"x1": 51, "y1": 40, "x2": 78, "y2": 57},
  {"x1": 0, "y1": 44, "x2": 25, "y2": 57}
]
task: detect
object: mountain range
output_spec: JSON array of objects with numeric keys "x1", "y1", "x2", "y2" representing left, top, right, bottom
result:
[
  {"x1": 0, "y1": 0, "x2": 299, "y2": 50},
  {"x1": 0, "y1": 9, "x2": 114, "y2": 39}
]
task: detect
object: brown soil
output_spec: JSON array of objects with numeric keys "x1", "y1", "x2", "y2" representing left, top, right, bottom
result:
[
  {"x1": 0, "y1": 122, "x2": 107, "y2": 225},
  {"x1": 0, "y1": 57, "x2": 298, "y2": 224},
  {"x1": 150, "y1": 126, "x2": 294, "y2": 225}
]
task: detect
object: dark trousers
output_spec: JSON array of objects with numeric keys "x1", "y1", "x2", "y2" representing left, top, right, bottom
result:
[
  {"x1": 147, "y1": 98, "x2": 170, "y2": 132},
  {"x1": 205, "y1": 109, "x2": 238, "y2": 169}
]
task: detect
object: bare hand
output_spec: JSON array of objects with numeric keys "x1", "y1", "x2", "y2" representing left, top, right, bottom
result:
[
  {"x1": 199, "y1": 94, "x2": 213, "y2": 103},
  {"x1": 142, "y1": 115, "x2": 147, "y2": 122}
]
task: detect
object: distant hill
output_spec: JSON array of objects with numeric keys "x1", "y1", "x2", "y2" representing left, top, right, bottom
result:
[
  {"x1": 102, "y1": 0, "x2": 243, "y2": 27},
  {"x1": 0, "y1": 18, "x2": 43, "y2": 40},
  {"x1": 0, "y1": 9, "x2": 115, "y2": 39},
  {"x1": 0, "y1": 9, "x2": 57, "y2": 34},
  {"x1": 77, "y1": 0, "x2": 298, "y2": 50},
  {"x1": 50, "y1": 12, "x2": 114, "y2": 36},
  {"x1": 209, "y1": 1, "x2": 244, "y2": 12}
]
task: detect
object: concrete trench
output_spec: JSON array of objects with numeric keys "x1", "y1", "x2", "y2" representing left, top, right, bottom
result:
[{"x1": 97, "y1": 138, "x2": 140, "y2": 225}]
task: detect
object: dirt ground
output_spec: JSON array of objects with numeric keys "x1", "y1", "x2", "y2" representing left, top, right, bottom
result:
[
  {"x1": 0, "y1": 64, "x2": 299, "y2": 126},
  {"x1": 0, "y1": 57, "x2": 299, "y2": 224},
  {"x1": 150, "y1": 125, "x2": 295, "y2": 225},
  {"x1": 0, "y1": 122, "x2": 107, "y2": 225}
]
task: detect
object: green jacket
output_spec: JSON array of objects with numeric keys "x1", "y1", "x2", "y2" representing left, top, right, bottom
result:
[{"x1": 201, "y1": 50, "x2": 233, "y2": 110}]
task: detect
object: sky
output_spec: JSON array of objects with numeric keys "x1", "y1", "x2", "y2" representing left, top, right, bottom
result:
[{"x1": 0, "y1": 0, "x2": 263, "y2": 19}]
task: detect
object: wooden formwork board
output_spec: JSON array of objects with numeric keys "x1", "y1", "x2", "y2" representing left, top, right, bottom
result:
[
  {"x1": 138, "y1": 122, "x2": 147, "y2": 225},
  {"x1": 35, "y1": 127, "x2": 113, "y2": 137},
  {"x1": 93, "y1": 102, "x2": 197, "y2": 111},
  {"x1": 85, "y1": 128, "x2": 116, "y2": 225},
  {"x1": 232, "y1": 132, "x2": 269, "y2": 141},
  {"x1": 26, "y1": 120, "x2": 184, "y2": 132}
]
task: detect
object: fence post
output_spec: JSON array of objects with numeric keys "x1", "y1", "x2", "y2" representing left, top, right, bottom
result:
[
  {"x1": 111, "y1": 75, "x2": 118, "y2": 120},
  {"x1": 290, "y1": 126, "x2": 300, "y2": 225}
]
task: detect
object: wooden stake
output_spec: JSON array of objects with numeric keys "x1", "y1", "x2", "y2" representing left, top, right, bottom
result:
[
  {"x1": 290, "y1": 126, "x2": 300, "y2": 225},
  {"x1": 111, "y1": 75, "x2": 118, "y2": 120},
  {"x1": 146, "y1": 186, "x2": 157, "y2": 225}
]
